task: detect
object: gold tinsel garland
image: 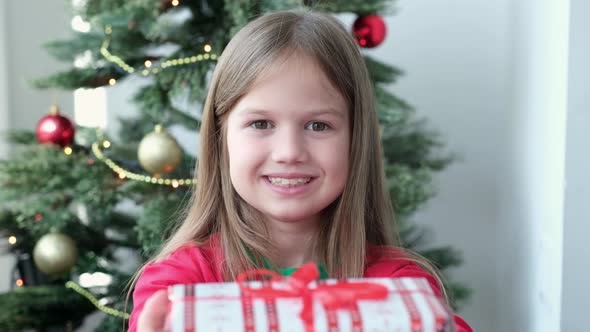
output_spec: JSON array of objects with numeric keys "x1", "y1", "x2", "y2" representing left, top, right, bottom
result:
[
  {"x1": 100, "y1": 25, "x2": 219, "y2": 76},
  {"x1": 65, "y1": 281, "x2": 130, "y2": 319}
]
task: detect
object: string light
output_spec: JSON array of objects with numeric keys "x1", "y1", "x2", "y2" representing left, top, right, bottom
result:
[
  {"x1": 108, "y1": 78, "x2": 116, "y2": 86},
  {"x1": 79, "y1": 272, "x2": 112, "y2": 287},
  {"x1": 64, "y1": 146, "x2": 73, "y2": 155},
  {"x1": 100, "y1": 25, "x2": 217, "y2": 77},
  {"x1": 171, "y1": 0, "x2": 180, "y2": 6},
  {"x1": 16, "y1": 279, "x2": 24, "y2": 287},
  {"x1": 8, "y1": 236, "x2": 17, "y2": 245},
  {"x1": 66, "y1": 281, "x2": 130, "y2": 319},
  {"x1": 71, "y1": 15, "x2": 91, "y2": 33},
  {"x1": 91, "y1": 130, "x2": 194, "y2": 188},
  {"x1": 102, "y1": 140, "x2": 111, "y2": 148}
]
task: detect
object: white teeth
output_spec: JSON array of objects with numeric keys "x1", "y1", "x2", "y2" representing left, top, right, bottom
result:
[{"x1": 268, "y1": 177, "x2": 311, "y2": 186}]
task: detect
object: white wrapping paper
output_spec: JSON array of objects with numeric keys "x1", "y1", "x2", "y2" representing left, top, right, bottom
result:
[{"x1": 168, "y1": 277, "x2": 453, "y2": 332}]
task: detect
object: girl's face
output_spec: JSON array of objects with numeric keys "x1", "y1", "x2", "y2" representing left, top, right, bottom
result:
[{"x1": 226, "y1": 53, "x2": 350, "y2": 229}]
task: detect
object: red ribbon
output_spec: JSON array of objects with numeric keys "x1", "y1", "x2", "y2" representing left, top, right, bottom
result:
[{"x1": 236, "y1": 263, "x2": 389, "y2": 332}]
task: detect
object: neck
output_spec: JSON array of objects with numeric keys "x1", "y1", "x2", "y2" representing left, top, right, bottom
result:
[{"x1": 266, "y1": 216, "x2": 320, "y2": 268}]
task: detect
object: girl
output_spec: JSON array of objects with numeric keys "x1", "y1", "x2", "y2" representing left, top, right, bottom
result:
[{"x1": 130, "y1": 10, "x2": 472, "y2": 332}]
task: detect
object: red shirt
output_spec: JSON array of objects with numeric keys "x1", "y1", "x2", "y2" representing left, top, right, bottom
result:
[{"x1": 129, "y1": 238, "x2": 473, "y2": 332}]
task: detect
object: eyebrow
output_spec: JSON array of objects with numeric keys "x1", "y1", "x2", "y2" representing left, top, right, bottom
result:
[{"x1": 238, "y1": 108, "x2": 345, "y2": 119}]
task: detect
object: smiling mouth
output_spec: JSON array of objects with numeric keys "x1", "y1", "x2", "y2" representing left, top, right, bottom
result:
[{"x1": 265, "y1": 176, "x2": 314, "y2": 187}]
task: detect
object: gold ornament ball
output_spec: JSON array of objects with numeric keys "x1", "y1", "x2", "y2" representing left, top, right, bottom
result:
[
  {"x1": 137, "y1": 125, "x2": 183, "y2": 174},
  {"x1": 33, "y1": 233, "x2": 79, "y2": 275}
]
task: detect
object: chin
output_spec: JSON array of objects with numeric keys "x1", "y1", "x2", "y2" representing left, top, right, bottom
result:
[{"x1": 267, "y1": 211, "x2": 320, "y2": 224}]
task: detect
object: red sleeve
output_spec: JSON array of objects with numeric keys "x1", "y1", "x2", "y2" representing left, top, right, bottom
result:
[
  {"x1": 365, "y1": 249, "x2": 473, "y2": 332},
  {"x1": 127, "y1": 243, "x2": 222, "y2": 332}
]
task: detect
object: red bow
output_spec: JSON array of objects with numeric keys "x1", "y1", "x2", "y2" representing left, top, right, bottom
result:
[{"x1": 236, "y1": 263, "x2": 389, "y2": 332}]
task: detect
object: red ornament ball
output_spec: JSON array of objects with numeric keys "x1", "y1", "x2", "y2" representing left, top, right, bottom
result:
[
  {"x1": 352, "y1": 15, "x2": 387, "y2": 48},
  {"x1": 36, "y1": 106, "x2": 75, "y2": 147}
]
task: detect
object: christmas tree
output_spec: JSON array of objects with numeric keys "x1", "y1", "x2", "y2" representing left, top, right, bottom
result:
[{"x1": 0, "y1": 0, "x2": 470, "y2": 331}]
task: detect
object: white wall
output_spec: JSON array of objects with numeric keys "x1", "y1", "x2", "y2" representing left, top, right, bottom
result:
[
  {"x1": 500, "y1": 1, "x2": 569, "y2": 331},
  {"x1": 362, "y1": 1, "x2": 512, "y2": 330},
  {"x1": 561, "y1": 0, "x2": 590, "y2": 330}
]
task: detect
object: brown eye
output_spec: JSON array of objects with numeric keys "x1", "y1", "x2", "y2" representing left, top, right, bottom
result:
[{"x1": 307, "y1": 122, "x2": 329, "y2": 131}]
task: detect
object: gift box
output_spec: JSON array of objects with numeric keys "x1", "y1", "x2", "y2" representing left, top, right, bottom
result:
[{"x1": 168, "y1": 263, "x2": 454, "y2": 332}]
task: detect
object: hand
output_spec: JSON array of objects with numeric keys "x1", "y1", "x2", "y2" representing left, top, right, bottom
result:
[{"x1": 137, "y1": 290, "x2": 171, "y2": 332}]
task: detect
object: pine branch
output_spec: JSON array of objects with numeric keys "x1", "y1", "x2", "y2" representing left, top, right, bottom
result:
[
  {"x1": 311, "y1": 0, "x2": 393, "y2": 15},
  {"x1": 365, "y1": 55, "x2": 404, "y2": 84},
  {"x1": 32, "y1": 67, "x2": 124, "y2": 90},
  {"x1": 446, "y1": 281, "x2": 473, "y2": 311},
  {"x1": 398, "y1": 219, "x2": 430, "y2": 248},
  {"x1": 167, "y1": 107, "x2": 201, "y2": 130},
  {"x1": 0, "y1": 285, "x2": 95, "y2": 331},
  {"x1": 82, "y1": 0, "x2": 129, "y2": 18},
  {"x1": 382, "y1": 117, "x2": 455, "y2": 169},
  {"x1": 386, "y1": 164, "x2": 436, "y2": 217},
  {"x1": 2, "y1": 130, "x2": 36, "y2": 145},
  {"x1": 43, "y1": 32, "x2": 104, "y2": 62},
  {"x1": 135, "y1": 193, "x2": 186, "y2": 258},
  {"x1": 420, "y1": 246, "x2": 464, "y2": 270}
]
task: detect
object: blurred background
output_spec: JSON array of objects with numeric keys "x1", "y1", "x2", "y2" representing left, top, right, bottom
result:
[{"x1": 0, "y1": 0, "x2": 587, "y2": 331}]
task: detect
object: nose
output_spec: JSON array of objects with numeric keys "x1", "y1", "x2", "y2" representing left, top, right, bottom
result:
[{"x1": 270, "y1": 125, "x2": 308, "y2": 164}]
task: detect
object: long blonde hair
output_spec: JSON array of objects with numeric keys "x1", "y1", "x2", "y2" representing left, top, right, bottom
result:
[{"x1": 128, "y1": 8, "x2": 449, "y2": 309}]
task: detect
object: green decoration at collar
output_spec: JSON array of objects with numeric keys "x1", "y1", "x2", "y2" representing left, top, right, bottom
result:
[
  {"x1": 262, "y1": 257, "x2": 329, "y2": 279},
  {"x1": 243, "y1": 244, "x2": 329, "y2": 279}
]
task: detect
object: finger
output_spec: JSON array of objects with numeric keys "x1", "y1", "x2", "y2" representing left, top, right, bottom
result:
[{"x1": 138, "y1": 290, "x2": 169, "y2": 332}]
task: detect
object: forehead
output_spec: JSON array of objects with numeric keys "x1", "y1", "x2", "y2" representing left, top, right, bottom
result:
[{"x1": 232, "y1": 52, "x2": 348, "y2": 117}]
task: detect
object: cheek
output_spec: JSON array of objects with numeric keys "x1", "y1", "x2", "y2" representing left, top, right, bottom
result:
[
  {"x1": 317, "y1": 139, "x2": 350, "y2": 180},
  {"x1": 227, "y1": 129, "x2": 262, "y2": 177}
]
